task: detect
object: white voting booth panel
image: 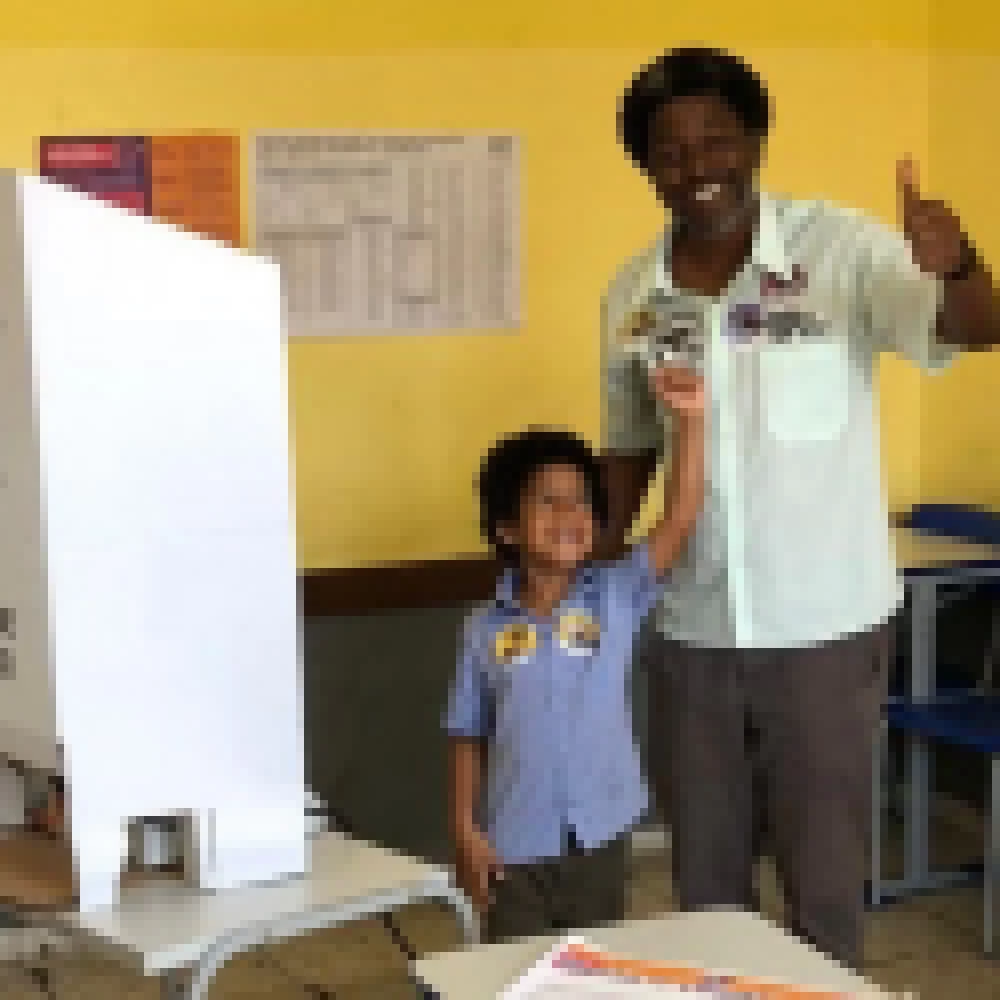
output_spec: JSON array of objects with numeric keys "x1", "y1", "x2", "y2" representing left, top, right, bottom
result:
[{"x1": 0, "y1": 171, "x2": 306, "y2": 911}]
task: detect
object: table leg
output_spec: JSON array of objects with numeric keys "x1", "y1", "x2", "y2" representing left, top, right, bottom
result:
[
  {"x1": 439, "y1": 884, "x2": 480, "y2": 944},
  {"x1": 905, "y1": 578, "x2": 937, "y2": 887},
  {"x1": 987, "y1": 756, "x2": 998, "y2": 957},
  {"x1": 160, "y1": 966, "x2": 193, "y2": 1000},
  {"x1": 173, "y1": 881, "x2": 475, "y2": 1000},
  {"x1": 871, "y1": 719, "x2": 888, "y2": 907},
  {"x1": 24, "y1": 944, "x2": 55, "y2": 1000}
]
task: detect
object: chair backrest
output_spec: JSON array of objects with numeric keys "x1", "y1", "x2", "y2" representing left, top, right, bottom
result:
[{"x1": 907, "y1": 503, "x2": 1000, "y2": 547}]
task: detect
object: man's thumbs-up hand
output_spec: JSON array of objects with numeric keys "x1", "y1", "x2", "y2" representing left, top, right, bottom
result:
[{"x1": 898, "y1": 156, "x2": 969, "y2": 279}]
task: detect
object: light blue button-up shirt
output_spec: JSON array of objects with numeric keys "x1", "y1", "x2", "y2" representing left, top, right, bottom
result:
[{"x1": 444, "y1": 544, "x2": 661, "y2": 865}]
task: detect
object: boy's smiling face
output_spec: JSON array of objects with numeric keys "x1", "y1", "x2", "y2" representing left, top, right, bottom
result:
[{"x1": 501, "y1": 462, "x2": 597, "y2": 573}]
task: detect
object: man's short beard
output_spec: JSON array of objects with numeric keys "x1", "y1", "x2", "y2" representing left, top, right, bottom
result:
[{"x1": 675, "y1": 186, "x2": 758, "y2": 242}]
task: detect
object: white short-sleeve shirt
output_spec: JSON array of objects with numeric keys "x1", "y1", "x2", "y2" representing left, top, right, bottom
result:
[{"x1": 601, "y1": 192, "x2": 952, "y2": 648}]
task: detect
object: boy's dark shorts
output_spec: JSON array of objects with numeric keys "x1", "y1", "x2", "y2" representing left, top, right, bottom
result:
[{"x1": 484, "y1": 829, "x2": 629, "y2": 944}]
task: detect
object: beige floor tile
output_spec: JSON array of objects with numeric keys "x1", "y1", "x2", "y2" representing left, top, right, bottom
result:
[
  {"x1": 210, "y1": 958, "x2": 317, "y2": 1000},
  {"x1": 271, "y1": 917, "x2": 411, "y2": 985},
  {"x1": 328, "y1": 982, "x2": 436, "y2": 1000},
  {"x1": 627, "y1": 853, "x2": 675, "y2": 919},
  {"x1": 38, "y1": 959, "x2": 158, "y2": 1000},
  {"x1": 0, "y1": 965, "x2": 40, "y2": 1000},
  {"x1": 393, "y1": 901, "x2": 470, "y2": 954},
  {"x1": 872, "y1": 949, "x2": 1000, "y2": 1000}
]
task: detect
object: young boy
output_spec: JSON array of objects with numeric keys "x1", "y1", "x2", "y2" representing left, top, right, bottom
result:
[{"x1": 444, "y1": 364, "x2": 705, "y2": 943}]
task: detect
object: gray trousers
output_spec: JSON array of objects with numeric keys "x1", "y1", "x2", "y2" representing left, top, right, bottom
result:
[{"x1": 642, "y1": 622, "x2": 892, "y2": 972}]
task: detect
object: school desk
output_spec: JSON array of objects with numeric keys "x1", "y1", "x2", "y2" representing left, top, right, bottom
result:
[
  {"x1": 415, "y1": 909, "x2": 888, "y2": 998},
  {"x1": 874, "y1": 522, "x2": 1000, "y2": 956}
]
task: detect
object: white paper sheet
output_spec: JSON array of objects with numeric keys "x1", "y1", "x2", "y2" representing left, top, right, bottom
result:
[{"x1": 500, "y1": 937, "x2": 859, "y2": 999}]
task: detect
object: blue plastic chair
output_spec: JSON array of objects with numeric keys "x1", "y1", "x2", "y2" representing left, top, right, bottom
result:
[
  {"x1": 874, "y1": 504, "x2": 1000, "y2": 954},
  {"x1": 906, "y1": 503, "x2": 1000, "y2": 608},
  {"x1": 874, "y1": 696, "x2": 999, "y2": 955},
  {"x1": 907, "y1": 504, "x2": 1000, "y2": 547}
]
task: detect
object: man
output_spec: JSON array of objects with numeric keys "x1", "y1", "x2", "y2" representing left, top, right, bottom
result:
[{"x1": 600, "y1": 47, "x2": 1000, "y2": 972}]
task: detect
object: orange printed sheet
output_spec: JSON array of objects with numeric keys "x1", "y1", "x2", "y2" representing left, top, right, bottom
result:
[{"x1": 148, "y1": 134, "x2": 240, "y2": 246}]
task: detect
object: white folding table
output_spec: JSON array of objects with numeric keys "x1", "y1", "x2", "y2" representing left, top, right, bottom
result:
[{"x1": 1, "y1": 830, "x2": 476, "y2": 1000}]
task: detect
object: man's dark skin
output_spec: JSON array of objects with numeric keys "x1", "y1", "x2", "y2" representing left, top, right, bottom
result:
[{"x1": 602, "y1": 93, "x2": 1000, "y2": 548}]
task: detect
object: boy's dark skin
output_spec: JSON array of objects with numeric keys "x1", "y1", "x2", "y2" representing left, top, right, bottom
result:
[
  {"x1": 450, "y1": 365, "x2": 705, "y2": 918},
  {"x1": 604, "y1": 93, "x2": 1000, "y2": 553}
]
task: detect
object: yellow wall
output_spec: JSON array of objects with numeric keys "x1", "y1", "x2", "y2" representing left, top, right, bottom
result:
[
  {"x1": 5, "y1": 1, "x2": 994, "y2": 566},
  {"x1": 0, "y1": 43, "x2": 941, "y2": 567},
  {"x1": 0, "y1": 3, "x2": 932, "y2": 49},
  {"x1": 919, "y1": 41, "x2": 1000, "y2": 507}
]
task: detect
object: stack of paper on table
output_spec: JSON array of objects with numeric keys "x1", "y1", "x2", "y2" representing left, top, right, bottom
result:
[{"x1": 500, "y1": 937, "x2": 900, "y2": 998}]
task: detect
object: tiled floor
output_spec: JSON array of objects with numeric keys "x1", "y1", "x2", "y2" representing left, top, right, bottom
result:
[{"x1": 1, "y1": 811, "x2": 995, "y2": 998}]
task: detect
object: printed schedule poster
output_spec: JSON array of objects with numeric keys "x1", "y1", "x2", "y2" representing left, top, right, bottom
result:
[
  {"x1": 38, "y1": 134, "x2": 240, "y2": 245},
  {"x1": 254, "y1": 132, "x2": 520, "y2": 334}
]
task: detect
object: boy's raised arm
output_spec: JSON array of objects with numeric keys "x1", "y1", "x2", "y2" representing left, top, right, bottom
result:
[
  {"x1": 644, "y1": 367, "x2": 706, "y2": 578},
  {"x1": 595, "y1": 451, "x2": 661, "y2": 562}
]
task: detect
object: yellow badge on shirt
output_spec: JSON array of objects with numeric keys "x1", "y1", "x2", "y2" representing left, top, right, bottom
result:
[
  {"x1": 619, "y1": 307, "x2": 657, "y2": 346},
  {"x1": 557, "y1": 610, "x2": 601, "y2": 656},
  {"x1": 493, "y1": 622, "x2": 537, "y2": 666}
]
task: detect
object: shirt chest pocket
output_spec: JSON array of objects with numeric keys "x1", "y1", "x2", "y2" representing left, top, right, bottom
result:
[{"x1": 758, "y1": 339, "x2": 851, "y2": 444}]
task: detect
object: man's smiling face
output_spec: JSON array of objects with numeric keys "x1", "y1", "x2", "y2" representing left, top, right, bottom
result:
[{"x1": 645, "y1": 94, "x2": 763, "y2": 238}]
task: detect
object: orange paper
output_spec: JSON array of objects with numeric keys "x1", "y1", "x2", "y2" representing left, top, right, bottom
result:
[{"x1": 148, "y1": 134, "x2": 240, "y2": 246}]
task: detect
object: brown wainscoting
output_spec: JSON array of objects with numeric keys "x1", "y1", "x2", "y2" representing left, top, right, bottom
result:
[{"x1": 300, "y1": 554, "x2": 500, "y2": 616}]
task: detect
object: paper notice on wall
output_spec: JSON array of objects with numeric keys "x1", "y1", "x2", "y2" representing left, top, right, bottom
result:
[
  {"x1": 253, "y1": 132, "x2": 520, "y2": 334},
  {"x1": 38, "y1": 137, "x2": 150, "y2": 215},
  {"x1": 148, "y1": 135, "x2": 241, "y2": 246},
  {"x1": 39, "y1": 134, "x2": 240, "y2": 245}
]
